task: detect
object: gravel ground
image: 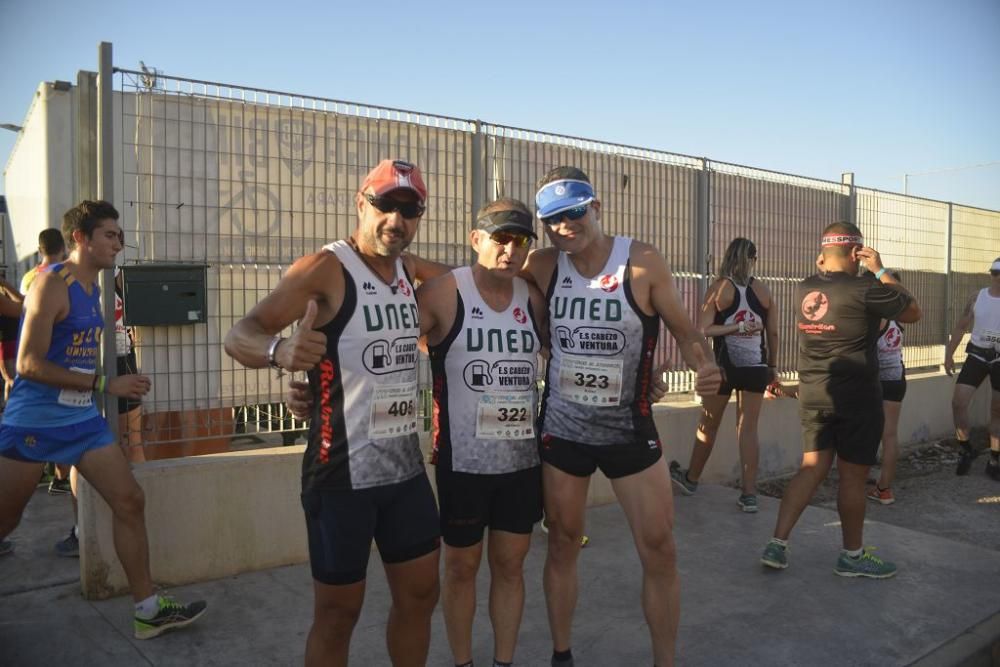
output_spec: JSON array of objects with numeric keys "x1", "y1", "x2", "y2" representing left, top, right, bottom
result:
[{"x1": 756, "y1": 429, "x2": 1000, "y2": 552}]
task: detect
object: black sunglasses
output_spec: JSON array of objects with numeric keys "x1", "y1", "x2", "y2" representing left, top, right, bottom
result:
[
  {"x1": 991, "y1": 270, "x2": 1000, "y2": 277},
  {"x1": 365, "y1": 193, "x2": 425, "y2": 218},
  {"x1": 488, "y1": 231, "x2": 533, "y2": 248},
  {"x1": 541, "y1": 205, "x2": 589, "y2": 226}
]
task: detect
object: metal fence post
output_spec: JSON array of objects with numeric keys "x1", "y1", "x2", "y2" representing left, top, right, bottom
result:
[
  {"x1": 471, "y1": 120, "x2": 485, "y2": 224},
  {"x1": 76, "y1": 71, "x2": 97, "y2": 201},
  {"x1": 97, "y1": 41, "x2": 119, "y2": 436},
  {"x1": 841, "y1": 172, "x2": 856, "y2": 226},
  {"x1": 944, "y1": 202, "x2": 954, "y2": 359},
  {"x1": 696, "y1": 159, "x2": 711, "y2": 301}
]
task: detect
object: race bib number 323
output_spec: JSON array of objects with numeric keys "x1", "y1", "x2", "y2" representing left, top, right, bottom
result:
[{"x1": 558, "y1": 355, "x2": 623, "y2": 406}]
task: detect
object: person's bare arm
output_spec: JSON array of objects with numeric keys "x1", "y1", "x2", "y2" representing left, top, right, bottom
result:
[
  {"x1": 634, "y1": 243, "x2": 721, "y2": 396},
  {"x1": 17, "y1": 272, "x2": 147, "y2": 398},
  {"x1": 224, "y1": 252, "x2": 337, "y2": 371},
  {"x1": 520, "y1": 247, "x2": 558, "y2": 295},
  {"x1": 415, "y1": 272, "x2": 457, "y2": 347},
  {"x1": 527, "y1": 281, "x2": 550, "y2": 356},
  {"x1": 0, "y1": 293, "x2": 21, "y2": 318},
  {"x1": 856, "y1": 247, "x2": 921, "y2": 323},
  {"x1": 403, "y1": 252, "x2": 453, "y2": 284},
  {"x1": 944, "y1": 293, "x2": 977, "y2": 375},
  {"x1": 0, "y1": 279, "x2": 24, "y2": 305},
  {"x1": 759, "y1": 282, "x2": 780, "y2": 374}
]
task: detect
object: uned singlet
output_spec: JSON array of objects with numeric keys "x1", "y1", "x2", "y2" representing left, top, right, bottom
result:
[
  {"x1": 540, "y1": 236, "x2": 660, "y2": 445},
  {"x1": 713, "y1": 278, "x2": 768, "y2": 368},
  {"x1": 877, "y1": 320, "x2": 905, "y2": 381},
  {"x1": 302, "y1": 241, "x2": 424, "y2": 491},
  {"x1": 430, "y1": 267, "x2": 541, "y2": 474},
  {"x1": 968, "y1": 288, "x2": 1000, "y2": 361},
  {"x1": 2, "y1": 264, "x2": 103, "y2": 427}
]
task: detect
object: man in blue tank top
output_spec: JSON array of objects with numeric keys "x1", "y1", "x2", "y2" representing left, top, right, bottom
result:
[{"x1": 0, "y1": 201, "x2": 206, "y2": 639}]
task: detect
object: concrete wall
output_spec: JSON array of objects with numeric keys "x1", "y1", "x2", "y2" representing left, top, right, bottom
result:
[{"x1": 77, "y1": 371, "x2": 992, "y2": 599}]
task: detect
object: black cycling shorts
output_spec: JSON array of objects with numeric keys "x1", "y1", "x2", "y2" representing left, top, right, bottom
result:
[
  {"x1": 300, "y1": 472, "x2": 440, "y2": 585},
  {"x1": 881, "y1": 378, "x2": 907, "y2": 403},
  {"x1": 539, "y1": 433, "x2": 662, "y2": 479},
  {"x1": 956, "y1": 355, "x2": 1000, "y2": 391},
  {"x1": 719, "y1": 365, "x2": 770, "y2": 395},
  {"x1": 435, "y1": 464, "x2": 542, "y2": 548}
]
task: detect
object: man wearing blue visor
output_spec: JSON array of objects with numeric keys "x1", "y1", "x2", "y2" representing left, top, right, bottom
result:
[{"x1": 523, "y1": 167, "x2": 721, "y2": 667}]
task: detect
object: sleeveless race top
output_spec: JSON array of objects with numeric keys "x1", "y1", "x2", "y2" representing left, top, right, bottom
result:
[
  {"x1": 113, "y1": 270, "x2": 132, "y2": 357},
  {"x1": 877, "y1": 320, "x2": 905, "y2": 381},
  {"x1": 302, "y1": 241, "x2": 424, "y2": 491},
  {"x1": 2, "y1": 264, "x2": 103, "y2": 427},
  {"x1": 430, "y1": 267, "x2": 541, "y2": 474},
  {"x1": 540, "y1": 236, "x2": 661, "y2": 446},
  {"x1": 713, "y1": 278, "x2": 767, "y2": 368},
  {"x1": 968, "y1": 288, "x2": 1000, "y2": 360}
]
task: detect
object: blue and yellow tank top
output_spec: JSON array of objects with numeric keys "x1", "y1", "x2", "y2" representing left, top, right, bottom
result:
[{"x1": 2, "y1": 264, "x2": 104, "y2": 427}]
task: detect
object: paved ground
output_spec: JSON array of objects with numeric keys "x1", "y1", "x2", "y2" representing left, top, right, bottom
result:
[{"x1": 2, "y1": 463, "x2": 999, "y2": 666}]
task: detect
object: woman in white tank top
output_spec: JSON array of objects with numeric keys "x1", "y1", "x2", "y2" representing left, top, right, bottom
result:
[{"x1": 669, "y1": 237, "x2": 779, "y2": 513}]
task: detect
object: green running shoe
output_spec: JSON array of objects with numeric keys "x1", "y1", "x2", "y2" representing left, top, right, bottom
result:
[
  {"x1": 738, "y1": 493, "x2": 759, "y2": 513},
  {"x1": 760, "y1": 540, "x2": 788, "y2": 569},
  {"x1": 669, "y1": 461, "x2": 698, "y2": 495},
  {"x1": 834, "y1": 547, "x2": 897, "y2": 579},
  {"x1": 134, "y1": 595, "x2": 207, "y2": 640}
]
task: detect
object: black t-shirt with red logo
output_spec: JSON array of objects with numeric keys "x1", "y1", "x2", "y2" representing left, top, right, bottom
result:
[{"x1": 796, "y1": 271, "x2": 911, "y2": 410}]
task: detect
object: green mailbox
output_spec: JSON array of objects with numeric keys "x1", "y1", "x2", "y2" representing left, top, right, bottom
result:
[{"x1": 121, "y1": 263, "x2": 208, "y2": 326}]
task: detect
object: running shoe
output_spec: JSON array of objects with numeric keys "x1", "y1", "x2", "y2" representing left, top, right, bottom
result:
[
  {"x1": 48, "y1": 478, "x2": 72, "y2": 495},
  {"x1": 737, "y1": 493, "x2": 758, "y2": 513},
  {"x1": 956, "y1": 447, "x2": 974, "y2": 476},
  {"x1": 987, "y1": 459, "x2": 1000, "y2": 481},
  {"x1": 54, "y1": 527, "x2": 79, "y2": 558},
  {"x1": 134, "y1": 595, "x2": 207, "y2": 640},
  {"x1": 760, "y1": 540, "x2": 788, "y2": 569},
  {"x1": 669, "y1": 461, "x2": 698, "y2": 495},
  {"x1": 866, "y1": 485, "x2": 895, "y2": 505},
  {"x1": 0, "y1": 539, "x2": 13, "y2": 557},
  {"x1": 834, "y1": 547, "x2": 897, "y2": 579}
]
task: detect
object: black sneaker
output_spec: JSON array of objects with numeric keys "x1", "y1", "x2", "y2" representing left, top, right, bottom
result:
[
  {"x1": 54, "y1": 527, "x2": 79, "y2": 557},
  {"x1": 48, "y1": 478, "x2": 72, "y2": 495},
  {"x1": 134, "y1": 595, "x2": 208, "y2": 639},
  {"x1": 987, "y1": 459, "x2": 1000, "y2": 481},
  {"x1": 956, "y1": 448, "x2": 974, "y2": 476}
]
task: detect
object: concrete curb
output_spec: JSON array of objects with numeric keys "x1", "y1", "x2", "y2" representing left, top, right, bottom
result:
[{"x1": 909, "y1": 611, "x2": 1000, "y2": 667}]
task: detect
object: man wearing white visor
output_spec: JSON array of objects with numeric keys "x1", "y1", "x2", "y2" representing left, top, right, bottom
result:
[
  {"x1": 945, "y1": 257, "x2": 1000, "y2": 481},
  {"x1": 522, "y1": 167, "x2": 721, "y2": 667}
]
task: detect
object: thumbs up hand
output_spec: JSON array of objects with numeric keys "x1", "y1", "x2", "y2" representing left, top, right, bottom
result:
[
  {"x1": 690, "y1": 344, "x2": 722, "y2": 398},
  {"x1": 277, "y1": 300, "x2": 328, "y2": 371}
]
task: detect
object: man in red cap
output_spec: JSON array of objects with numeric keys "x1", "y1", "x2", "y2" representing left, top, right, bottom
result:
[{"x1": 226, "y1": 159, "x2": 448, "y2": 667}]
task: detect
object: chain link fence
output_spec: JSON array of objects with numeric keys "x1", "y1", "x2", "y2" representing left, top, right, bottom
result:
[{"x1": 103, "y1": 68, "x2": 997, "y2": 450}]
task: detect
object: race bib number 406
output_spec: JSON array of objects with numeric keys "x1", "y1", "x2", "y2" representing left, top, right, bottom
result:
[
  {"x1": 368, "y1": 381, "x2": 418, "y2": 440},
  {"x1": 558, "y1": 355, "x2": 623, "y2": 406},
  {"x1": 476, "y1": 391, "x2": 535, "y2": 440}
]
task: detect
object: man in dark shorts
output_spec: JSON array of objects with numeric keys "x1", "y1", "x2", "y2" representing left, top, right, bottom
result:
[
  {"x1": 418, "y1": 197, "x2": 547, "y2": 667},
  {"x1": 225, "y1": 160, "x2": 448, "y2": 667},
  {"x1": 0, "y1": 201, "x2": 206, "y2": 636},
  {"x1": 522, "y1": 167, "x2": 721, "y2": 667},
  {"x1": 944, "y1": 257, "x2": 1000, "y2": 480},
  {"x1": 761, "y1": 221, "x2": 921, "y2": 578}
]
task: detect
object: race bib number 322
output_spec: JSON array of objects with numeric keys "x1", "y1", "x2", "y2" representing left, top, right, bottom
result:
[
  {"x1": 558, "y1": 355, "x2": 624, "y2": 406},
  {"x1": 368, "y1": 382, "x2": 418, "y2": 440},
  {"x1": 475, "y1": 391, "x2": 535, "y2": 440}
]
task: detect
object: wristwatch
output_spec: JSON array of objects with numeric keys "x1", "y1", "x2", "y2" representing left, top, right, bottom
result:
[{"x1": 266, "y1": 336, "x2": 285, "y2": 369}]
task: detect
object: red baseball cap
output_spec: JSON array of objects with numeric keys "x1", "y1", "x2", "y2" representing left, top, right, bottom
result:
[{"x1": 360, "y1": 159, "x2": 428, "y2": 204}]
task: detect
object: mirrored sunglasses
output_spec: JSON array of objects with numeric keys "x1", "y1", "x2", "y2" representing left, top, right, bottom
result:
[{"x1": 541, "y1": 205, "x2": 589, "y2": 226}]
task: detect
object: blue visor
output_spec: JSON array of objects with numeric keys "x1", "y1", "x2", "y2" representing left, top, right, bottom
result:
[{"x1": 535, "y1": 180, "x2": 595, "y2": 219}]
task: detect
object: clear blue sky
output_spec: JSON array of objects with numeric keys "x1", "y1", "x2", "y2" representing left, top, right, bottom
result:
[{"x1": 2, "y1": 0, "x2": 998, "y2": 209}]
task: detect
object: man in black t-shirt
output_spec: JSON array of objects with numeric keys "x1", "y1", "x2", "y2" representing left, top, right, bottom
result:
[{"x1": 760, "y1": 222, "x2": 921, "y2": 579}]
